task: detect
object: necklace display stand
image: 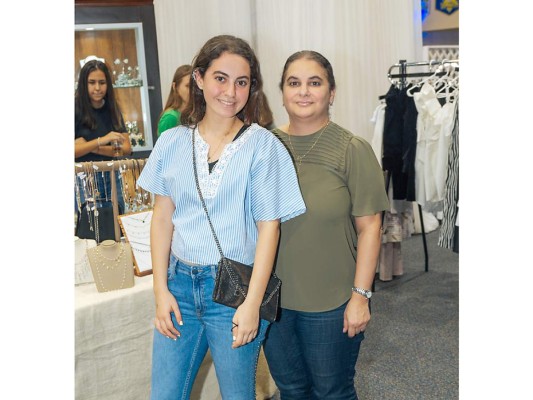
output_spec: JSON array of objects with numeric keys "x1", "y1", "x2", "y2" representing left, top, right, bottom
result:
[
  {"x1": 74, "y1": 159, "x2": 151, "y2": 242},
  {"x1": 118, "y1": 210, "x2": 153, "y2": 276},
  {"x1": 75, "y1": 236, "x2": 97, "y2": 285},
  {"x1": 86, "y1": 240, "x2": 135, "y2": 292}
]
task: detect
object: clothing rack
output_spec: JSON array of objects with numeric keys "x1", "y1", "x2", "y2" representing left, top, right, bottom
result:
[
  {"x1": 379, "y1": 59, "x2": 459, "y2": 279},
  {"x1": 74, "y1": 159, "x2": 148, "y2": 241},
  {"x1": 387, "y1": 59, "x2": 459, "y2": 87},
  {"x1": 377, "y1": 58, "x2": 460, "y2": 279}
]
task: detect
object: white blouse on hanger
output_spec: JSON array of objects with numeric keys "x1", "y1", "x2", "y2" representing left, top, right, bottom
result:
[
  {"x1": 370, "y1": 101, "x2": 386, "y2": 168},
  {"x1": 413, "y1": 82, "x2": 456, "y2": 211}
]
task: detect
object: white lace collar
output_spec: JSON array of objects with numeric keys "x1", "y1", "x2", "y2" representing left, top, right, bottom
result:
[{"x1": 193, "y1": 124, "x2": 254, "y2": 198}]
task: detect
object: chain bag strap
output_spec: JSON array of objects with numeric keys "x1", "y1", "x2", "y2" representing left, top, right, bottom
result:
[{"x1": 191, "y1": 127, "x2": 281, "y2": 321}]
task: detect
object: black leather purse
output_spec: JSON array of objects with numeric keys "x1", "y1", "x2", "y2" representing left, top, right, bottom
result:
[
  {"x1": 213, "y1": 257, "x2": 281, "y2": 323},
  {"x1": 192, "y1": 127, "x2": 281, "y2": 322}
]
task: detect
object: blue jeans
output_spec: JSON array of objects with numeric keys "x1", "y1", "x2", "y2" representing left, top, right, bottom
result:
[
  {"x1": 150, "y1": 256, "x2": 269, "y2": 400},
  {"x1": 263, "y1": 303, "x2": 364, "y2": 400}
]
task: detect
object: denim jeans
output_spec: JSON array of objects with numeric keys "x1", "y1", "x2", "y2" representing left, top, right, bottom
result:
[
  {"x1": 263, "y1": 303, "x2": 364, "y2": 400},
  {"x1": 150, "y1": 256, "x2": 269, "y2": 400}
]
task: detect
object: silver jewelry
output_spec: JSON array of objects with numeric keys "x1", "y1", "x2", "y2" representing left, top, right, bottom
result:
[
  {"x1": 129, "y1": 214, "x2": 150, "y2": 223},
  {"x1": 352, "y1": 286, "x2": 372, "y2": 299},
  {"x1": 130, "y1": 245, "x2": 151, "y2": 253},
  {"x1": 101, "y1": 170, "x2": 109, "y2": 201}
]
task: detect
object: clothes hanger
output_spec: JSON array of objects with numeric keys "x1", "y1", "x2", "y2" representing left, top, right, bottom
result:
[
  {"x1": 406, "y1": 60, "x2": 443, "y2": 96},
  {"x1": 435, "y1": 63, "x2": 459, "y2": 102}
]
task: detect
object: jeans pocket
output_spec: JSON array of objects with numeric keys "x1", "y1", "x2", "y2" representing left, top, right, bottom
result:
[{"x1": 167, "y1": 253, "x2": 178, "y2": 281}]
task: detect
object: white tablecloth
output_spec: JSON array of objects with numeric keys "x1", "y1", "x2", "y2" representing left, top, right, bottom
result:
[{"x1": 75, "y1": 275, "x2": 277, "y2": 399}]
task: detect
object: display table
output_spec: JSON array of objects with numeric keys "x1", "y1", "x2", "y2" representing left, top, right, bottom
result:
[{"x1": 75, "y1": 275, "x2": 277, "y2": 399}]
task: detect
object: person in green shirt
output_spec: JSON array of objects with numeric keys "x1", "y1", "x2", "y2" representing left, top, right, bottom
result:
[
  {"x1": 157, "y1": 64, "x2": 192, "y2": 136},
  {"x1": 263, "y1": 50, "x2": 389, "y2": 399}
]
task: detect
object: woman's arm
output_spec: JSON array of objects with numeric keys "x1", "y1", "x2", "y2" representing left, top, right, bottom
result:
[
  {"x1": 343, "y1": 212, "x2": 382, "y2": 337},
  {"x1": 231, "y1": 219, "x2": 280, "y2": 349},
  {"x1": 74, "y1": 131, "x2": 131, "y2": 158},
  {"x1": 151, "y1": 194, "x2": 181, "y2": 340}
]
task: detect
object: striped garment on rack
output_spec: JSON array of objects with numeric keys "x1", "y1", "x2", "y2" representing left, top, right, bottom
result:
[{"x1": 438, "y1": 99, "x2": 459, "y2": 250}]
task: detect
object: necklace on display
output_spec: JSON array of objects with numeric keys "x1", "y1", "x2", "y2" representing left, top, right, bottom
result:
[
  {"x1": 287, "y1": 120, "x2": 330, "y2": 174},
  {"x1": 129, "y1": 212, "x2": 151, "y2": 224},
  {"x1": 90, "y1": 241, "x2": 129, "y2": 291},
  {"x1": 93, "y1": 241, "x2": 125, "y2": 268},
  {"x1": 86, "y1": 163, "x2": 99, "y2": 239},
  {"x1": 75, "y1": 238, "x2": 89, "y2": 269}
]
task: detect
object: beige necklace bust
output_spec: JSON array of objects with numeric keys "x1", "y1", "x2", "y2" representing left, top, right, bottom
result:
[{"x1": 86, "y1": 240, "x2": 135, "y2": 292}]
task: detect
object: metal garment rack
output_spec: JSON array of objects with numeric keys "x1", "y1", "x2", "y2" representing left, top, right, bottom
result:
[
  {"x1": 373, "y1": 59, "x2": 458, "y2": 290},
  {"x1": 387, "y1": 58, "x2": 459, "y2": 86}
]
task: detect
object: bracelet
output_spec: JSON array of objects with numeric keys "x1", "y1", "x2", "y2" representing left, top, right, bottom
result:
[
  {"x1": 352, "y1": 287, "x2": 372, "y2": 299},
  {"x1": 97, "y1": 137, "x2": 101, "y2": 148}
]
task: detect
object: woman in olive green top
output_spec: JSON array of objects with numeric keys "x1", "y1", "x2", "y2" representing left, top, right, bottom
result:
[
  {"x1": 157, "y1": 64, "x2": 192, "y2": 136},
  {"x1": 263, "y1": 51, "x2": 389, "y2": 399}
]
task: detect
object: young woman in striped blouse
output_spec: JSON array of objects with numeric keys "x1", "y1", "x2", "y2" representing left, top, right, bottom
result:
[{"x1": 138, "y1": 35, "x2": 305, "y2": 400}]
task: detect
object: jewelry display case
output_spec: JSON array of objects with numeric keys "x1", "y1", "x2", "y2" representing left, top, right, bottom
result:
[
  {"x1": 75, "y1": 22, "x2": 154, "y2": 152},
  {"x1": 75, "y1": 1, "x2": 163, "y2": 159}
]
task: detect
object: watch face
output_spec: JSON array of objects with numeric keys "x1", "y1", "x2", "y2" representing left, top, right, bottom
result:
[{"x1": 353, "y1": 287, "x2": 372, "y2": 299}]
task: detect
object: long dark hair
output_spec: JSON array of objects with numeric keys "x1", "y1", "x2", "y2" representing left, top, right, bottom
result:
[
  {"x1": 75, "y1": 59, "x2": 123, "y2": 131},
  {"x1": 279, "y1": 50, "x2": 336, "y2": 92},
  {"x1": 181, "y1": 35, "x2": 272, "y2": 126}
]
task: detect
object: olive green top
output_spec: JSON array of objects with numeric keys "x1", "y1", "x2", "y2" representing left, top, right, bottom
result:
[{"x1": 272, "y1": 122, "x2": 389, "y2": 312}]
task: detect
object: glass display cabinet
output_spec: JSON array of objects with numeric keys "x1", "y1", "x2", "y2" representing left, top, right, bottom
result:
[{"x1": 75, "y1": 22, "x2": 155, "y2": 152}]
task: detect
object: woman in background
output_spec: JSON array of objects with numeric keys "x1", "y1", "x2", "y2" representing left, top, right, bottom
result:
[
  {"x1": 263, "y1": 50, "x2": 389, "y2": 399},
  {"x1": 157, "y1": 64, "x2": 192, "y2": 136},
  {"x1": 75, "y1": 57, "x2": 131, "y2": 213}
]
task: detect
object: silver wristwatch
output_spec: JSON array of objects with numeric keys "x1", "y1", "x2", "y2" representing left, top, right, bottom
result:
[{"x1": 352, "y1": 287, "x2": 372, "y2": 299}]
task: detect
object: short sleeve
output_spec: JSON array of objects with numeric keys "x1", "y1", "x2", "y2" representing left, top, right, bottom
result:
[
  {"x1": 250, "y1": 131, "x2": 306, "y2": 223},
  {"x1": 345, "y1": 136, "x2": 389, "y2": 216},
  {"x1": 137, "y1": 131, "x2": 174, "y2": 197},
  {"x1": 75, "y1": 110, "x2": 91, "y2": 141}
]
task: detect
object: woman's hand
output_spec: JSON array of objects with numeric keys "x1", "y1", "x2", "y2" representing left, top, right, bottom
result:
[
  {"x1": 231, "y1": 301, "x2": 260, "y2": 349},
  {"x1": 342, "y1": 212, "x2": 381, "y2": 337},
  {"x1": 154, "y1": 288, "x2": 182, "y2": 340},
  {"x1": 343, "y1": 294, "x2": 371, "y2": 338},
  {"x1": 100, "y1": 131, "x2": 126, "y2": 145}
]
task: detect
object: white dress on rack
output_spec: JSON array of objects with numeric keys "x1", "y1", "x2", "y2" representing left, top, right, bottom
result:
[
  {"x1": 370, "y1": 101, "x2": 386, "y2": 168},
  {"x1": 413, "y1": 82, "x2": 456, "y2": 212}
]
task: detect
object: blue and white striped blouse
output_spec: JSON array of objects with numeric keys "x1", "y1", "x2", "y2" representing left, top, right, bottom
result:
[{"x1": 137, "y1": 123, "x2": 306, "y2": 265}]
